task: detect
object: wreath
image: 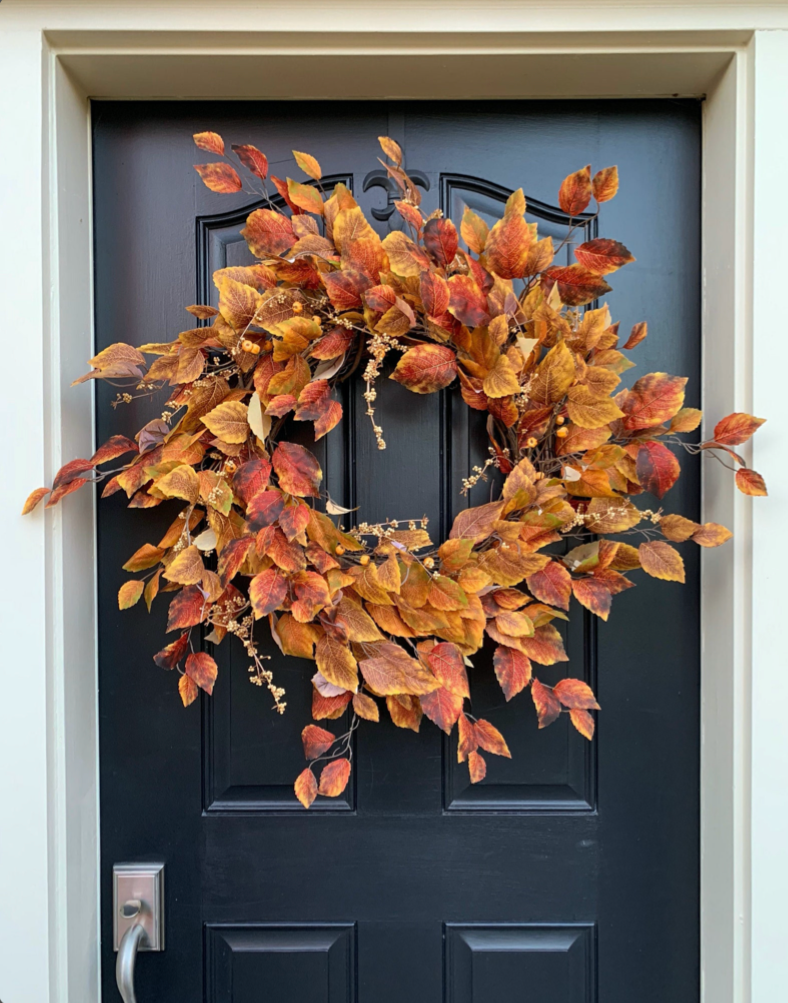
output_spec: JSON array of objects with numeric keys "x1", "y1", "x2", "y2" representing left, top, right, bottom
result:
[{"x1": 24, "y1": 132, "x2": 768, "y2": 807}]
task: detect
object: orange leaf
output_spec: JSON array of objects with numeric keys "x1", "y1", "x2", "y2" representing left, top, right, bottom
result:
[
  {"x1": 449, "y1": 501, "x2": 505, "y2": 542},
  {"x1": 526, "y1": 561, "x2": 572, "y2": 611},
  {"x1": 639, "y1": 541, "x2": 686, "y2": 583},
  {"x1": 118, "y1": 580, "x2": 144, "y2": 610},
  {"x1": 359, "y1": 642, "x2": 439, "y2": 696},
  {"x1": 194, "y1": 162, "x2": 242, "y2": 193},
  {"x1": 318, "y1": 757, "x2": 351, "y2": 797},
  {"x1": 420, "y1": 270, "x2": 451, "y2": 318},
  {"x1": 636, "y1": 441, "x2": 680, "y2": 499},
  {"x1": 457, "y1": 712, "x2": 478, "y2": 762},
  {"x1": 301, "y1": 724, "x2": 335, "y2": 759},
  {"x1": 420, "y1": 686, "x2": 464, "y2": 734},
  {"x1": 241, "y1": 208, "x2": 295, "y2": 257},
  {"x1": 713, "y1": 412, "x2": 766, "y2": 446},
  {"x1": 185, "y1": 651, "x2": 218, "y2": 695},
  {"x1": 231, "y1": 143, "x2": 268, "y2": 180},
  {"x1": 22, "y1": 487, "x2": 50, "y2": 514},
  {"x1": 386, "y1": 694, "x2": 422, "y2": 731},
  {"x1": 659, "y1": 514, "x2": 699, "y2": 542},
  {"x1": 427, "y1": 642, "x2": 470, "y2": 698},
  {"x1": 249, "y1": 568, "x2": 288, "y2": 618},
  {"x1": 468, "y1": 750, "x2": 487, "y2": 783},
  {"x1": 293, "y1": 150, "x2": 322, "y2": 181},
  {"x1": 542, "y1": 265, "x2": 612, "y2": 307},
  {"x1": 474, "y1": 719, "x2": 511, "y2": 758},
  {"x1": 179, "y1": 674, "x2": 199, "y2": 707},
  {"x1": 520, "y1": 624, "x2": 568, "y2": 665},
  {"x1": 352, "y1": 692, "x2": 380, "y2": 722},
  {"x1": 91, "y1": 434, "x2": 138, "y2": 466},
  {"x1": 571, "y1": 578, "x2": 612, "y2": 620},
  {"x1": 461, "y1": 207, "x2": 489, "y2": 254},
  {"x1": 574, "y1": 238, "x2": 634, "y2": 275},
  {"x1": 493, "y1": 645, "x2": 532, "y2": 701},
  {"x1": 569, "y1": 708, "x2": 595, "y2": 740},
  {"x1": 735, "y1": 468, "x2": 767, "y2": 496},
  {"x1": 287, "y1": 178, "x2": 324, "y2": 215},
  {"x1": 294, "y1": 768, "x2": 318, "y2": 808},
  {"x1": 558, "y1": 165, "x2": 592, "y2": 216},
  {"x1": 423, "y1": 217, "x2": 459, "y2": 268},
  {"x1": 553, "y1": 678, "x2": 600, "y2": 710},
  {"x1": 378, "y1": 136, "x2": 403, "y2": 165},
  {"x1": 623, "y1": 321, "x2": 648, "y2": 350},
  {"x1": 484, "y1": 190, "x2": 532, "y2": 278},
  {"x1": 620, "y1": 372, "x2": 687, "y2": 431},
  {"x1": 153, "y1": 633, "x2": 189, "y2": 670},
  {"x1": 592, "y1": 166, "x2": 619, "y2": 203},
  {"x1": 315, "y1": 635, "x2": 359, "y2": 692},
  {"x1": 272, "y1": 441, "x2": 322, "y2": 497},
  {"x1": 246, "y1": 489, "x2": 285, "y2": 532},
  {"x1": 447, "y1": 273, "x2": 491, "y2": 327},
  {"x1": 163, "y1": 545, "x2": 204, "y2": 586},
  {"x1": 202, "y1": 400, "x2": 249, "y2": 444},
  {"x1": 531, "y1": 678, "x2": 562, "y2": 728},
  {"x1": 391, "y1": 344, "x2": 457, "y2": 394},
  {"x1": 166, "y1": 585, "x2": 207, "y2": 631},
  {"x1": 193, "y1": 131, "x2": 224, "y2": 155},
  {"x1": 692, "y1": 522, "x2": 733, "y2": 548},
  {"x1": 312, "y1": 688, "x2": 352, "y2": 721}
]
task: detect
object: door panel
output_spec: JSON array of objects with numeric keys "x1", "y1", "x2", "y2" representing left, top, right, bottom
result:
[{"x1": 94, "y1": 100, "x2": 700, "y2": 1002}]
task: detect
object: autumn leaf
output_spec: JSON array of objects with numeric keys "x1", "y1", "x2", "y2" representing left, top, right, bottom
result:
[
  {"x1": 735, "y1": 468, "x2": 767, "y2": 496},
  {"x1": 447, "y1": 274, "x2": 491, "y2": 327},
  {"x1": 316, "y1": 635, "x2": 359, "y2": 692},
  {"x1": 574, "y1": 238, "x2": 634, "y2": 275},
  {"x1": 636, "y1": 441, "x2": 680, "y2": 499},
  {"x1": 194, "y1": 163, "x2": 242, "y2": 193},
  {"x1": 566, "y1": 385, "x2": 624, "y2": 429},
  {"x1": 231, "y1": 143, "x2": 268, "y2": 180},
  {"x1": 592, "y1": 166, "x2": 619, "y2": 203},
  {"x1": 241, "y1": 208, "x2": 295, "y2": 257},
  {"x1": 353, "y1": 692, "x2": 380, "y2": 722},
  {"x1": 623, "y1": 321, "x2": 648, "y2": 350},
  {"x1": 531, "y1": 678, "x2": 562, "y2": 728},
  {"x1": 421, "y1": 687, "x2": 464, "y2": 733},
  {"x1": 692, "y1": 522, "x2": 733, "y2": 548},
  {"x1": 246, "y1": 489, "x2": 285, "y2": 531},
  {"x1": 449, "y1": 501, "x2": 505, "y2": 542},
  {"x1": 468, "y1": 751, "x2": 487, "y2": 783},
  {"x1": 118, "y1": 580, "x2": 144, "y2": 610},
  {"x1": 293, "y1": 150, "x2": 322, "y2": 181},
  {"x1": 520, "y1": 624, "x2": 568, "y2": 665},
  {"x1": 391, "y1": 344, "x2": 457, "y2": 394},
  {"x1": 420, "y1": 270, "x2": 451, "y2": 318},
  {"x1": 272, "y1": 441, "x2": 322, "y2": 497},
  {"x1": 294, "y1": 768, "x2": 318, "y2": 808},
  {"x1": 359, "y1": 642, "x2": 439, "y2": 696},
  {"x1": 570, "y1": 709, "x2": 596, "y2": 740},
  {"x1": 249, "y1": 568, "x2": 288, "y2": 618},
  {"x1": 301, "y1": 724, "x2": 335, "y2": 759},
  {"x1": 427, "y1": 642, "x2": 470, "y2": 698},
  {"x1": 542, "y1": 265, "x2": 612, "y2": 307},
  {"x1": 571, "y1": 578, "x2": 612, "y2": 620},
  {"x1": 493, "y1": 645, "x2": 532, "y2": 701},
  {"x1": 558, "y1": 165, "x2": 592, "y2": 216},
  {"x1": 179, "y1": 674, "x2": 199, "y2": 707},
  {"x1": 153, "y1": 633, "x2": 189, "y2": 670},
  {"x1": 620, "y1": 373, "x2": 687, "y2": 431},
  {"x1": 202, "y1": 401, "x2": 249, "y2": 444},
  {"x1": 483, "y1": 355, "x2": 520, "y2": 398},
  {"x1": 474, "y1": 719, "x2": 511, "y2": 758},
  {"x1": 166, "y1": 585, "x2": 207, "y2": 631},
  {"x1": 713, "y1": 412, "x2": 766, "y2": 446},
  {"x1": 639, "y1": 541, "x2": 686, "y2": 583},
  {"x1": 659, "y1": 514, "x2": 699, "y2": 542},
  {"x1": 185, "y1": 651, "x2": 218, "y2": 695},
  {"x1": 378, "y1": 135, "x2": 402, "y2": 165},
  {"x1": 423, "y1": 217, "x2": 459, "y2": 268},
  {"x1": 22, "y1": 487, "x2": 50, "y2": 514},
  {"x1": 526, "y1": 561, "x2": 572, "y2": 610},
  {"x1": 318, "y1": 757, "x2": 351, "y2": 797},
  {"x1": 554, "y1": 678, "x2": 599, "y2": 710},
  {"x1": 193, "y1": 131, "x2": 225, "y2": 155},
  {"x1": 483, "y1": 190, "x2": 532, "y2": 279},
  {"x1": 461, "y1": 207, "x2": 489, "y2": 254},
  {"x1": 163, "y1": 545, "x2": 204, "y2": 585}
]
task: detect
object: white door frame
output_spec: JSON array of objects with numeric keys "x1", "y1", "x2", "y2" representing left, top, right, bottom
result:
[{"x1": 1, "y1": 6, "x2": 786, "y2": 1002}]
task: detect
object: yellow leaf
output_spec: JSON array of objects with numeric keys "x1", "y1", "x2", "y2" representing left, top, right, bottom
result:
[
  {"x1": 566, "y1": 385, "x2": 624, "y2": 429},
  {"x1": 118, "y1": 580, "x2": 144, "y2": 610},
  {"x1": 163, "y1": 545, "x2": 204, "y2": 585},
  {"x1": 155, "y1": 464, "x2": 200, "y2": 504},
  {"x1": 293, "y1": 150, "x2": 322, "y2": 181},
  {"x1": 202, "y1": 401, "x2": 250, "y2": 444},
  {"x1": 482, "y1": 354, "x2": 520, "y2": 398},
  {"x1": 639, "y1": 541, "x2": 685, "y2": 583}
]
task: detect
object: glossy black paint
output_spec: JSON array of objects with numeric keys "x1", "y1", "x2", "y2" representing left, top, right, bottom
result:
[{"x1": 94, "y1": 100, "x2": 701, "y2": 1002}]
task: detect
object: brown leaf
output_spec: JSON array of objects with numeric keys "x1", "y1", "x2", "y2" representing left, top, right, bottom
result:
[
  {"x1": 526, "y1": 561, "x2": 572, "y2": 611},
  {"x1": 163, "y1": 545, "x2": 204, "y2": 585},
  {"x1": 570, "y1": 708, "x2": 595, "y2": 740},
  {"x1": 386, "y1": 694, "x2": 422, "y2": 731},
  {"x1": 231, "y1": 143, "x2": 268, "y2": 180},
  {"x1": 457, "y1": 712, "x2": 478, "y2": 762},
  {"x1": 554, "y1": 678, "x2": 600, "y2": 710},
  {"x1": 558, "y1": 165, "x2": 592, "y2": 216},
  {"x1": 620, "y1": 373, "x2": 687, "y2": 431},
  {"x1": 449, "y1": 501, "x2": 505, "y2": 542},
  {"x1": 294, "y1": 768, "x2": 318, "y2": 808},
  {"x1": 378, "y1": 136, "x2": 403, "y2": 165},
  {"x1": 153, "y1": 633, "x2": 189, "y2": 670},
  {"x1": 353, "y1": 692, "x2": 380, "y2": 722},
  {"x1": 92, "y1": 434, "x2": 138, "y2": 466},
  {"x1": 571, "y1": 578, "x2": 612, "y2": 620},
  {"x1": 483, "y1": 355, "x2": 520, "y2": 398},
  {"x1": 468, "y1": 751, "x2": 487, "y2": 783},
  {"x1": 542, "y1": 265, "x2": 612, "y2": 307},
  {"x1": 202, "y1": 401, "x2": 249, "y2": 444},
  {"x1": 272, "y1": 441, "x2": 323, "y2": 497},
  {"x1": 359, "y1": 642, "x2": 439, "y2": 696},
  {"x1": 461, "y1": 207, "x2": 489, "y2": 254},
  {"x1": 692, "y1": 522, "x2": 733, "y2": 548},
  {"x1": 574, "y1": 238, "x2": 634, "y2": 275},
  {"x1": 185, "y1": 651, "x2": 218, "y2": 695},
  {"x1": 421, "y1": 686, "x2": 464, "y2": 734},
  {"x1": 636, "y1": 441, "x2": 680, "y2": 499},
  {"x1": 427, "y1": 642, "x2": 470, "y2": 698},
  {"x1": 166, "y1": 585, "x2": 207, "y2": 631},
  {"x1": 194, "y1": 162, "x2": 242, "y2": 193},
  {"x1": 474, "y1": 719, "x2": 511, "y2": 758},
  {"x1": 566, "y1": 385, "x2": 624, "y2": 429},
  {"x1": 249, "y1": 568, "x2": 288, "y2": 618},
  {"x1": 423, "y1": 217, "x2": 459, "y2": 268},
  {"x1": 318, "y1": 757, "x2": 351, "y2": 796},
  {"x1": 447, "y1": 273, "x2": 491, "y2": 327},
  {"x1": 391, "y1": 344, "x2": 457, "y2": 394},
  {"x1": 713, "y1": 412, "x2": 766, "y2": 446},
  {"x1": 592, "y1": 166, "x2": 619, "y2": 203},
  {"x1": 623, "y1": 321, "x2": 648, "y2": 350},
  {"x1": 241, "y1": 208, "x2": 295, "y2": 257}
]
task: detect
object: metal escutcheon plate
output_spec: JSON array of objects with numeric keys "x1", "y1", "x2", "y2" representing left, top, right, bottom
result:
[{"x1": 113, "y1": 863, "x2": 165, "y2": 952}]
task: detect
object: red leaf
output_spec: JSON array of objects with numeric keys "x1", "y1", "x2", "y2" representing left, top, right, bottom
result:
[
  {"x1": 558, "y1": 165, "x2": 592, "y2": 216},
  {"x1": 623, "y1": 321, "x2": 648, "y2": 350},
  {"x1": 241, "y1": 208, "x2": 295, "y2": 257},
  {"x1": 312, "y1": 689, "x2": 352, "y2": 720},
  {"x1": 531, "y1": 678, "x2": 562, "y2": 728},
  {"x1": 231, "y1": 143, "x2": 268, "y2": 180},
  {"x1": 217, "y1": 538, "x2": 253, "y2": 586},
  {"x1": 323, "y1": 269, "x2": 373, "y2": 311},
  {"x1": 153, "y1": 633, "x2": 190, "y2": 670},
  {"x1": 390, "y1": 344, "x2": 457, "y2": 394},
  {"x1": 420, "y1": 270, "x2": 451, "y2": 318},
  {"x1": 294, "y1": 768, "x2": 318, "y2": 808},
  {"x1": 541, "y1": 265, "x2": 612, "y2": 307},
  {"x1": 193, "y1": 131, "x2": 225, "y2": 155},
  {"x1": 301, "y1": 724, "x2": 336, "y2": 759},
  {"x1": 474, "y1": 719, "x2": 511, "y2": 758},
  {"x1": 620, "y1": 373, "x2": 687, "y2": 431},
  {"x1": 571, "y1": 578, "x2": 612, "y2": 621},
  {"x1": 194, "y1": 163, "x2": 242, "y2": 193},
  {"x1": 233, "y1": 457, "x2": 272, "y2": 507},
  {"x1": 166, "y1": 586, "x2": 207, "y2": 632},
  {"x1": 318, "y1": 757, "x2": 351, "y2": 797},
  {"x1": 185, "y1": 651, "x2": 218, "y2": 695},
  {"x1": 492, "y1": 645, "x2": 532, "y2": 701},
  {"x1": 636, "y1": 441, "x2": 680, "y2": 499},
  {"x1": 423, "y1": 217, "x2": 459, "y2": 268},
  {"x1": 426, "y1": 642, "x2": 470, "y2": 698},
  {"x1": 279, "y1": 501, "x2": 311, "y2": 542},
  {"x1": 447, "y1": 273, "x2": 491, "y2": 327},
  {"x1": 457, "y1": 712, "x2": 478, "y2": 762},
  {"x1": 520, "y1": 625, "x2": 569, "y2": 665},
  {"x1": 53, "y1": 457, "x2": 95, "y2": 490},
  {"x1": 91, "y1": 435, "x2": 138, "y2": 466},
  {"x1": 713, "y1": 412, "x2": 766, "y2": 446},
  {"x1": 574, "y1": 238, "x2": 634, "y2": 275}
]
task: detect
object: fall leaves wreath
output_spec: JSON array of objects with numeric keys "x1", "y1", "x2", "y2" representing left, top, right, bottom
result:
[{"x1": 24, "y1": 133, "x2": 768, "y2": 806}]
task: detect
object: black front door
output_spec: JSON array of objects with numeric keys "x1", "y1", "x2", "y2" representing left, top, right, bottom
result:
[{"x1": 95, "y1": 100, "x2": 701, "y2": 1002}]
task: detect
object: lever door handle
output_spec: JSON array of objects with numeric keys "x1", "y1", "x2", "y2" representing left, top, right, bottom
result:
[
  {"x1": 113, "y1": 864, "x2": 165, "y2": 1002},
  {"x1": 116, "y1": 918, "x2": 147, "y2": 1003}
]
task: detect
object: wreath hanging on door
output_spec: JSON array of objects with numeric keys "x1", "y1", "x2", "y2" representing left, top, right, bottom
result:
[{"x1": 25, "y1": 133, "x2": 767, "y2": 807}]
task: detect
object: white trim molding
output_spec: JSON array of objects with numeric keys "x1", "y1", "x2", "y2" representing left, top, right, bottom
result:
[{"x1": 0, "y1": 5, "x2": 785, "y2": 1002}]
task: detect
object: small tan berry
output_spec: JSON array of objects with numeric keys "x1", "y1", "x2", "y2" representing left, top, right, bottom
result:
[
  {"x1": 526, "y1": 436, "x2": 538, "y2": 448},
  {"x1": 359, "y1": 554, "x2": 371, "y2": 566},
  {"x1": 423, "y1": 557, "x2": 435, "y2": 569},
  {"x1": 225, "y1": 460, "x2": 237, "y2": 473},
  {"x1": 335, "y1": 545, "x2": 345, "y2": 556},
  {"x1": 556, "y1": 415, "x2": 566, "y2": 426},
  {"x1": 291, "y1": 301, "x2": 303, "y2": 313},
  {"x1": 556, "y1": 426, "x2": 569, "y2": 438}
]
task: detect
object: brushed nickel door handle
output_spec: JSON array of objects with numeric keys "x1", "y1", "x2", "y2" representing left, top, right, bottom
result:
[
  {"x1": 116, "y1": 916, "x2": 146, "y2": 1003},
  {"x1": 113, "y1": 864, "x2": 164, "y2": 1002}
]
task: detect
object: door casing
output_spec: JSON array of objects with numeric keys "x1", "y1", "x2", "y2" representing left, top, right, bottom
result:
[{"x1": 6, "y1": 9, "x2": 784, "y2": 1003}]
